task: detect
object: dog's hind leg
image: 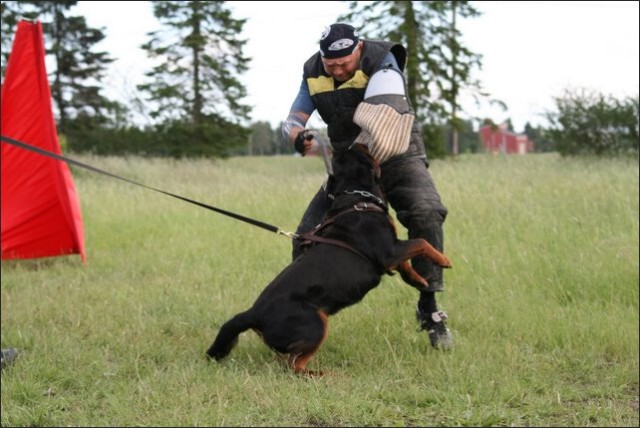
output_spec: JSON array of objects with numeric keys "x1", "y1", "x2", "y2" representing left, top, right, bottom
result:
[{"x1": 286, "y1": 310, "x2": 329, "y2": 377}]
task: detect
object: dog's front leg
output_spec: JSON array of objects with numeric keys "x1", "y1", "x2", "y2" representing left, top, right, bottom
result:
[
  {"x1": 396, "y1": 239, "x2": 452, "y2": 268},
  {"x1": 386, "y1": 239, "x2": 452, "y2": 272},
  {"x1": 385, "y1": 239, "x2": 452, "y2": 287}
]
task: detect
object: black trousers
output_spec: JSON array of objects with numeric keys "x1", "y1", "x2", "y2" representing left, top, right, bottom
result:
[{"x1": 292, "y1": 154, "x2": 448, "y2": 291}]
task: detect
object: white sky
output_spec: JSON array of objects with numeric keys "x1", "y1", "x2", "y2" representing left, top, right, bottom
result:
[{"x1": 74, "y1": 0, "x2": 639, "y2": 132}]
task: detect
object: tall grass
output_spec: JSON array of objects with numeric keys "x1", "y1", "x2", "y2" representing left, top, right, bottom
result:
[{"x1": 1, "y1": 153, "x2": 638, "y2": 427}]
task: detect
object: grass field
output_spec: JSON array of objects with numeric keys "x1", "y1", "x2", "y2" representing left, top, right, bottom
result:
[{"x1": 1, "y1": 152, "x2": 638, "y2": 427}]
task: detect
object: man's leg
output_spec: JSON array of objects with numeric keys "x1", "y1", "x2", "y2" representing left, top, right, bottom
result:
[{"x1": 381, "y1": 156, "x2": 453, "y2": 349}]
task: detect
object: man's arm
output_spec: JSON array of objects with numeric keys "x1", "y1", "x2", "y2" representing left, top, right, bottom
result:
[
  {"x1": 353, "y1": 51, "x2": 415, "y2": 164},
  {"x1": 282, "y1": 79, "x2": 315, "y2": 155}
]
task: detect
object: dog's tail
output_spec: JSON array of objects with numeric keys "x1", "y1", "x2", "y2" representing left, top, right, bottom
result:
[{"x1": 206, "y1": 310, "x2": 254, "y2": 361}]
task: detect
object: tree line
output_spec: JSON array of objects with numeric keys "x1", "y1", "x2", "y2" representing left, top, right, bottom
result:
[{"x1": 1, "y1": 1, "x2": 637, "y2": 158}]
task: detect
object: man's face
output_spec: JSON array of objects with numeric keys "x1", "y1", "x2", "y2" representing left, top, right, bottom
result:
[{"x1": 321, "y1": 42, "x2": 362, "y2": 82}]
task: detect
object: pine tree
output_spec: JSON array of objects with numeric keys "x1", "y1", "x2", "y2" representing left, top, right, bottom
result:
[
  {"x1": 138, "y1": 1, "x2": 251, "y2": 157},
  {"x1": 1, "y1": 0, "x2": 117, "y2": 134},
  {"x1": 1, "y1": 1, "x2": 22, "y2": 77},
  {"x1": 139, "y1": 1, "x2": 251, "y2": 125}
]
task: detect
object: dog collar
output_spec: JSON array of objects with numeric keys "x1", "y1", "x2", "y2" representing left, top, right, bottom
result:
[{"x1": 342, "y1": 190, "x2": 386, "y2": 208}]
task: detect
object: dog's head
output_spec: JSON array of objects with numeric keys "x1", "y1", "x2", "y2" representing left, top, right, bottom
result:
[{"x1": 326, "y1": 143, "x2": 385, "y2": 203}]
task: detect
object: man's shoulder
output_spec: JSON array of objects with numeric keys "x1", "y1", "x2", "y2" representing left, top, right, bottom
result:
[
  {"x1": 363, "y1": 40, "x2": 407, "y2": 71},
  {"x1": 304, "y1": 51, "x2": 322, "y2": 66},
  {"x1": 303, "y1": 51, "x2": 323, "y2": 76}
]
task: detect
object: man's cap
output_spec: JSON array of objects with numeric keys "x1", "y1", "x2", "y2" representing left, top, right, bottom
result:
[{"x1": 319, "y1": 23, "x2": 359, "y2": 59}]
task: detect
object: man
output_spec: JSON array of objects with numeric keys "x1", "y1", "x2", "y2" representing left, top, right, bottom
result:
[{"x1": 281, "y1": 23, "x2": 452, "y2": 349}]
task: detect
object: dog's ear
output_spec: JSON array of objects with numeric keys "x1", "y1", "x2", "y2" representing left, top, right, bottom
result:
[
  {"x1": 351, "y1": 143, "x2": 370, "y2": 156},
  {"x1": 371, "y1": 155, "x2": 381, "y2": 180}
]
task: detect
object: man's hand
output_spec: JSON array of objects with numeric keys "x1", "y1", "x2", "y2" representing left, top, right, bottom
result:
[{"x1": 294, "y1": 129, "x2": 315, "y2": 156}]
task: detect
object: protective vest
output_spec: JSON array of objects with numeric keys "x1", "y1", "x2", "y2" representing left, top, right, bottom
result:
[{"x1": 303, "y1": 40, "x2": 425, "y2": 159}]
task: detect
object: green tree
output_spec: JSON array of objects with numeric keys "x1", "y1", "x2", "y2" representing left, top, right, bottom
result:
[
  {"x1": 249, "y1": 121, "x2": 278, "y2": 155},
  {"x1": 524, "y1": 122, "x2": 554, "y2": 153},
  {"x1": 1, "y1": 1, "x2": 21, "y2": 77},
  {"x1": 544, "y1": 88, "x2": 639, "y2": 157},
  {"x1": 138, "y1": 1, "x2": 251, "y2": 157},
  {"x1": 139, "y1": 1, "x2": 250, "y2": 123},
  {"x1": 1, "y1": 1, "x2": 118, "y2": 134},
  {"x1": 451, "y1": 118, "x2": 481, "y2": 154},
  {"x1": 340, "y1": 0, "x2": 487, "y2": 156}
]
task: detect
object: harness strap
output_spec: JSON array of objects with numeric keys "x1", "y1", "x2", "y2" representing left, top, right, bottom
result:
[
  {"x1": 297, "y1": 233, "x2": 371, "y2": 261},
  {"x1": 298, "y1": 202, "x2": 387, "y2": 265},
  {"x1": 314, "y1": 201, "x2": 386, "y2": 231}
]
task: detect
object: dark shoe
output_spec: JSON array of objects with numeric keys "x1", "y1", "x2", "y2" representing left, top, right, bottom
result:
[
  {"x1": 416, "y1": 308, "x2": 453, "y2": 350},
  {"x1": 1, "y1": 348, "x2": 18, "y2": 370}
]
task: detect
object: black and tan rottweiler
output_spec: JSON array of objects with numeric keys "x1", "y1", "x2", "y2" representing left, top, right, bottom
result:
[{"x1": 206, "y1": 144, "x2": 451, "y2": 376}]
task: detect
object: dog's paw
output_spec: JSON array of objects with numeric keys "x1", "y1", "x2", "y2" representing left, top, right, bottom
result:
[
  {"x1": 439, "y1": 256, "x2": 453, "y2": 268},
  {"x1": 397, "y1": 261, "x2": 429, "y2": 288},
  {"x1": 297, "y1": 369, "x2": 326, "y2": 378}
]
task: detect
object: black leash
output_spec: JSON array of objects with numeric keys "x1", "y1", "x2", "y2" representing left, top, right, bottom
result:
[{"x1": 1, "y1": 134, "x2": 299, "y2": 239}]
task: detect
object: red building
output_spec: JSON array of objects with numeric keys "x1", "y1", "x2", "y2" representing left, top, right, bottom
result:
[{"x1": 478, "y1": 124, "x2": 535, "y2": 154}]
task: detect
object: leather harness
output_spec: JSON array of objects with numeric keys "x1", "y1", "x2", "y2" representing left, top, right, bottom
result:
[{"x1": 298, "y1": 200, "x2": 389, "y2": 267}]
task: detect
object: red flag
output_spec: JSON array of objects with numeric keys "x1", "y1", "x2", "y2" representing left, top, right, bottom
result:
[{"x1": 1, "y1": 21, "x2": 86, "y2": 262}]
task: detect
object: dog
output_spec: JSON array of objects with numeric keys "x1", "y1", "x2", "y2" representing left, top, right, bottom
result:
[{"x1": 206, "y1": 144, "x2": 452, "y2": 376}]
